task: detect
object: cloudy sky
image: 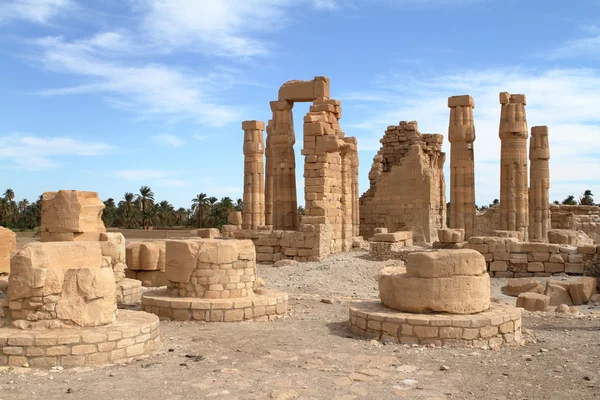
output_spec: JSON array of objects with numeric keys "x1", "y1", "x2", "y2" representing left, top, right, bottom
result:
[{"x1": 1, "y1": 0, "x2": 599, "y2": 208}]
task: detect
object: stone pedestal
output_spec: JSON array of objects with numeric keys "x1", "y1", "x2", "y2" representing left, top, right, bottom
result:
[
  {"x1": 141, "y1": 239, "x2": 288, "y2": 322},
  {"x1": 499, "y1": 93, "x2": 529, "y2": 240},
  {"x1": 529, "y1": 126, "x2": 550, "y2": 242},
  {"x1": 348, "y1": 249, "x2": 522, "y2": 348},
  {"x1": 0, "y1": 242, "x2": 159, "y2": 368},
  {"x1": 448, "y1": 95, "x2": 476, "y2": 238}
]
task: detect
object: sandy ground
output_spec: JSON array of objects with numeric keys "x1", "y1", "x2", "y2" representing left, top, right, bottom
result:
[{"x1": 4, "y1": 237, "x2": 599, "y2": 400}]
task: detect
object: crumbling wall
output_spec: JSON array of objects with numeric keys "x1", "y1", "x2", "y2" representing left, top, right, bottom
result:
[
  {"x1": 359, "y1": 121, "x2": 446, "y2": 243},
  {"x1": 550, "y1": 204, "x2": 600, "y2": 243}
]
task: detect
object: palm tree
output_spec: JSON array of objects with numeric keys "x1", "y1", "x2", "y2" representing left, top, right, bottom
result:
[
  {"x1": 561, "y1": 195, "x2": 577, "y2": 205},
  {"x1": 156, "y1": 200, "x2": 174, "y2": 226},
  {"x1": 175, "y1": 207, "x2": 188, "y2": 226},
  {"x1": 135, "y1": 186, "x2": 155, "y2": 229},
  {"x1": 3, "y1": 188, "x2": 15, "y2": 201},
  {"x1": 234, "y1": 198, "x2": 243, "y2": 211},
  {"x1": 580, "y1": 190, "x2": 594, "y2": 206},
  {"x1": 191, "y1": 193, "x2": 210, "y2": 228},
  {"x1": 118, "y1": 192, "x2": 137, "y2": 228},
  {"x1": 18, "y1": 199, "x2": 29, "y2": 213}
]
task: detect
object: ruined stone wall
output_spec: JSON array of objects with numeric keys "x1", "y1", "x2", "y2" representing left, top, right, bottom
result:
[
  {"x1": 550, "y1": 204, "x2": 600, "y2": 243},
  {"x1": 360, "y1": 121, "x2": 446, "y2": 243},
  {"x1": 464, "y1": 236, "x2": 600, "y2": 279},
  {"x1": 473, "y1": 206, "x2": 501, "y2": 237},
  {"x1": 234, "y1": 224, "x2": 331, "y2": 263}
]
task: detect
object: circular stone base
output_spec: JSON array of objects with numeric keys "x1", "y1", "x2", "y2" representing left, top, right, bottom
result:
[
  {"x1": 141, "y1": 289, "x2": 288, "y2": 322},
  {"x1": 0, "y1": 310, "x2": 159, "y2": 368},
  {"x1": 349, "y1": 301, "x2": 521, "y2": 348}
]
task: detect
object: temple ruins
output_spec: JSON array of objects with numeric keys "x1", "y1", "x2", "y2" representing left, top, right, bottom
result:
[
  {"x1": 359, "y1": 121, "x2": 446, "y2": 244},
  {"x1": 234, "y1": 76, "x2": 360, "y2": 261}
]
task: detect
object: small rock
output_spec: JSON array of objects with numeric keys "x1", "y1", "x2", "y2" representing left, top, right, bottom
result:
[
  {"x1": 396, "y1": 365, "x2": 418, "y2": 373},
  {"x1": 66, "y1": 388, "x2": 73, "y2": 394},
  {"x1": 555, "y1": 304, "x2": 570, "y2": 313},
  {"x1": 440, "y1": 365, "x2": 450, "y2": 371},
  {"x1": 400, "y1": 379, "x2": 419, "y2": 389},
  {"x1": 321, "y1": 298, "x2": 333, "y2": 304}
]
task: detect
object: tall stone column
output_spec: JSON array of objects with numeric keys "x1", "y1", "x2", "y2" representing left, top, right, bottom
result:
[
  {"x1": 529, "y1": 126, "x2": 550, "y2": 242},
  {"x1": 264, "y1": 120, "x2": 273, "y2": 227},
  {"x1": 269, "y1": 100, "x2": 298, "y2": 231},
  {"x1": 499, "y1": 92, "x2": 529, "y2": 239},
  {"x1": 448, "y1": 95, "x2": 476, "y2": 238},
  {"x1": 242, "y1": 120, "x2": 265, "y2": 230}
]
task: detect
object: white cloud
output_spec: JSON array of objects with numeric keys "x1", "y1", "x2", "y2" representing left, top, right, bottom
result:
[
  {"x1": 0, "y1": 135, "x2": 112, "y2": 169},
  {"x1": 550, "y1": 25, "x2": 600, "y2": 59},
  {"x1": 137, "y1": 0, "x2": 293, "y2": 57},
  {"x1": 33, "y1": 33, "x2": 244, "y2": 127},
  {"x1": 152, "y1": 134, "x2": 183, "y2": 147},
  {"x1": 313, "y1": 0, "x2": 337, "y2": 9},
  {"x1": 342, "y1": 68, "x2": 600, "y2": 205},
  {"x1": 114, "y1": 169, "x2": 191, "y2": 188},
  {"x1": 0, "y1": 0, "x2": 72, "y2": 24}
]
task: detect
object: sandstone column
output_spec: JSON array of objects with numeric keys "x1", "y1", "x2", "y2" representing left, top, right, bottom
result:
[
  {"x1": 242, "y1": 120, "x2": 265, "y2": 230},
  {"x1": 264, "y1": 120, "x2": 273, "y2": 227},
  {"x1": 529, "y1": 126, "x2": 550, "y2": 242},
  {"x1": 448, "y1": 95, "x2": 476, "y2": 238},
  {"x1": 269, "y1": 100, "x2": 298, "y2": 231},
  {"x1": 499, "y1": 92, "x2": 529, "y2": 239}
]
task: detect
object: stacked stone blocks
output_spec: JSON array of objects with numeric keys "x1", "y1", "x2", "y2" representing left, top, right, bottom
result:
[
  {"x1": 464, "y1": 236, "x2": 600, "y2": 278},
  {"x1": 141, "y1": 239, "x2": 288, "y2": 322}
]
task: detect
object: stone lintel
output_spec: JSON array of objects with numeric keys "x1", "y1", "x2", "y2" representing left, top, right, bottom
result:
[{"x1": 448, "y1": 95, "x2": 474, "y2": 108}]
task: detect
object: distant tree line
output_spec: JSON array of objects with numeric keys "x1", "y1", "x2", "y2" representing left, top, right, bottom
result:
[
  {"x1": 0, "y1": 189, "x2": 42, "y2": 230},
  {"x1": 102, "y1": 187, "x2": 243, "y2": 229},
  {"x1": 0, "y1": 187, "x2": 243, "y2": 231}
]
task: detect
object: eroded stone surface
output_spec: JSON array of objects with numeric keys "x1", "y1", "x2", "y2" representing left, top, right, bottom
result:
[
  {"x1": 40, "y1": 190, "x2": 105, "y2": 238},
  {"x1": 7, "y1": 242, "x2": 116, "y2": 328},
  {"x1": 0, "y1": 227, "x2": 16, "y2": 274},
  {"x1": 360, "y1": 121, "x2": 446, "y2": 244},
  {"x1": 379, "y1": 250, "x2": 490, "y2": 314}
]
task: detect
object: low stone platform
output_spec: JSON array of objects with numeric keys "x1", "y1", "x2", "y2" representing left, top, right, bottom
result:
[
  {"x1": 348, "y1": 301, "x2": 521, "y2": 348},
  {"x1": 0, "y1": 310, "x2": 159, "y2": 368},
  {"x1": 141, "y1": 290, "x2": 288, "y2": 322}
]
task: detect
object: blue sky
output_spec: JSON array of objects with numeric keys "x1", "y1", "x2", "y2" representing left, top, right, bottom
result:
[{"x1": 1, "y1": 0, "x2": 600, "y2": 208}]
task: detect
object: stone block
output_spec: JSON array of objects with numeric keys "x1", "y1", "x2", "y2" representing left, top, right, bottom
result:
[
  {"x1": 406, "y1": 249, "x2": 486, "y2": 278},
  {"x1": 568, "y1": 277, "x2": 597, "y2": 305},
  {"x1": 516, "y1": 293, "x2": 549, "y2": 312},
  {"x1": 0, "y1": 227, "x2": 17, "y2": 274},
  {"x1": 372, "y1": 231, "x2": 412, "y2": 243},
  {"x1": 502, "y1": 278, "x2": 543, "y2": 297},
  {"x1": 544, "y1": 281, "x2": 573, "y2": 306},
  {"x1": 40, "y1": 190, "x2": 105, "y2": 235}
]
